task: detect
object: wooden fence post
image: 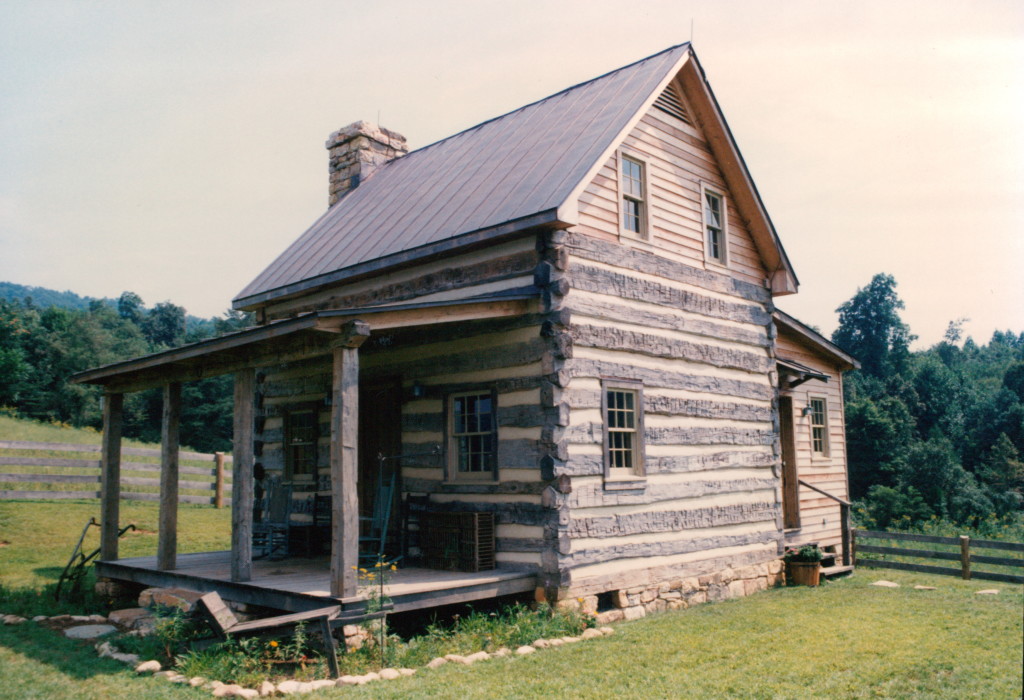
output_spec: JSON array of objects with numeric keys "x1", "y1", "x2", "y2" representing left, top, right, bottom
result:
[
  {"x1": 214, "y1": 452, "x2": 225, "y2": 509},
  {"x1": 960, "y1": 535, "x2": 971, "y2": 580},
  {"x1": 840, "y1": 503, "x2": 851, "y2": 566}
]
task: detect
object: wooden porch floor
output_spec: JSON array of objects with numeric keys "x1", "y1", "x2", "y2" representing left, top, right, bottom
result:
[{"x1": 96, "y1": 551, "x2": 536, "y2": 615}]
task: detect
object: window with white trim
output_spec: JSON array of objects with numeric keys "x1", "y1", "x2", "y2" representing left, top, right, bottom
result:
[
  {"x1": 809, "y1": 397, "x2": 829, "y2": 456},
  {"x1": 620, "y1": 154, "x2": 648, "y2": 238},
  {"x1": 602, "y1": 379, "x2": 645, "y2": 482},
  {"x1": 448, "y1": 391, "x2": 497, "y2": 479},
  {"x1": 701, "y1": 186, "x2": 728, "y2": 265}
]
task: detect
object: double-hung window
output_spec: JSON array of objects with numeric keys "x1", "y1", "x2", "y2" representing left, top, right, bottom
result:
[
  {"x1": 701, "y1": 185, "x2": 728, "y2": 266},
  {"x1": 284, "y1": 405, "x2": 319, "y2": 481},
  {"x1": 602, "y1": 379, "x2": 645, "y2": 484},
  {"x1": 809, "y1": 397, "x2": 829, "y2": 457},
  {"x1": 621, "y1": 154, "x2": 647, "y2": 238},
  {"x1": 448, "y1": 390, "x2": 497, "y2": 479}
]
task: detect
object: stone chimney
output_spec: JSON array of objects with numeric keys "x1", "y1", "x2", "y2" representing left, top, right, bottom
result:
[{"x1": 326, "y1": 121, "x2": 408, "y2": 206}]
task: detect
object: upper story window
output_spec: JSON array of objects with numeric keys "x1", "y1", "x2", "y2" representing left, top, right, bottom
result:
[
  {"x1": 448, "y1": 391, "x2": 497, "y2": 480},
  {"x1": 602, "y1": 379, "x2": 645, "y2": 485},
  {"x1": 284, "y1": 406, "x2": 319, "y2": 480},
  {"x1": 809, "y1": 397, "x2": 829, "y2": 456},
  {"x1": 620, "y1": 154, "x2": 648, "y2": 238},
  {"x1": 701, "y1": 185, "x2": 728, "y2": 266}
]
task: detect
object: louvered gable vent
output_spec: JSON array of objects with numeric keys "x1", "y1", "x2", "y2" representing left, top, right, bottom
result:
[{"x1": 653, "y1": 82, "x2": 692, "y2": 125}]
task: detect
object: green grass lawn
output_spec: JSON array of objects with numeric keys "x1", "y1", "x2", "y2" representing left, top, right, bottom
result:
[
  {"x1": 1, "y1": 564, "x2": 1020, "y2": 699},
  {"x1": 1, "y1": 416, "x2": 1021, "y2": 697}
]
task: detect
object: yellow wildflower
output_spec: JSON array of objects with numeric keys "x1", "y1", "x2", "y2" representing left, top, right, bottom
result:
[{"x1": 269, "y1": 641, "x2": 278, "y2": 648}]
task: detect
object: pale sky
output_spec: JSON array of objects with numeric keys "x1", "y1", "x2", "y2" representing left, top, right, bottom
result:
[{"x1": 1, "y1": 0, "x2": 1022, "y2": 348}]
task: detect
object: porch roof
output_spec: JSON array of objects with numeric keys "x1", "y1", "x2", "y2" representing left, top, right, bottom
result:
[{"x1": 71, "y1": 293, "x2": 538, "y2": 393}]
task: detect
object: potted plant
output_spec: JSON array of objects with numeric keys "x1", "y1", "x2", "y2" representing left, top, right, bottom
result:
[{"x1": 784, "y1": 544, "x2": 824, "y2": 586}]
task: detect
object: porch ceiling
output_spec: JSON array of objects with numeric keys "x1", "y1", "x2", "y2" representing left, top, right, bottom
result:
[{"x1": 71, "y1": 293, "x2": 539, "y2": 393}]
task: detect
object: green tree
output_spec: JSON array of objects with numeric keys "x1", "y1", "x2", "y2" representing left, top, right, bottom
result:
[{"x1": 832, "y1": 273, "x2": 915, "y2": 379}]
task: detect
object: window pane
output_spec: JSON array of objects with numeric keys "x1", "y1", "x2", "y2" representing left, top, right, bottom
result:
[{"x1": 452, "y1": 392, "x2": 495, "y2": 474}]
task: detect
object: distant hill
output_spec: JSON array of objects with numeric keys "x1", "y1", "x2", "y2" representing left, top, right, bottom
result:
[
  {"x1": 0, "y1": 281, "x2": 112, "y2": 311},
  {"x1": 0, "y1": 280, "x2": 217, "y2": 333}
]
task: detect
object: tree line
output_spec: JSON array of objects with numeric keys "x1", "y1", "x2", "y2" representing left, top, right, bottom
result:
[
  {"x1": 0, "y1": 290, "x2": 252, "y2": 452},
  {"x1": 831, "y1": 273, "x2": 1023, "y2": 530}
]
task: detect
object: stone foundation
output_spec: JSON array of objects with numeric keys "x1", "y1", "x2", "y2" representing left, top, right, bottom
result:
[{"x1": 555, "y1": 560, "x2": 785, "y2": 624}]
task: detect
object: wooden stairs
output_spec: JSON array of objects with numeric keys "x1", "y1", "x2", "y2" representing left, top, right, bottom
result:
[{"x1": 820, "y1": 551, "x2": 854, "y2": 579}]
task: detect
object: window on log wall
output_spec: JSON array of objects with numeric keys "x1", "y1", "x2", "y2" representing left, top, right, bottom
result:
[
  {"x1": 602, "y1": 379, "x2": 646, "y2": 486},
  {"x1": 447, "y1": 390, "x2": 497, "y2": 480},
  {"x1": 284, "y1": 404, "x2": 320, "y2": 481}
]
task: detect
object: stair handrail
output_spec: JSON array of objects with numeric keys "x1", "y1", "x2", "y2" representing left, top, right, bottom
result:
[{"x1": 797, "y1": 479, "x2": 852, "y2": 566}]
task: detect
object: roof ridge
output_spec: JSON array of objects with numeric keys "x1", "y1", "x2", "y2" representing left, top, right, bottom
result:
[{"x1": 393, "y1": 42, "x2": 691, "y2": 164}]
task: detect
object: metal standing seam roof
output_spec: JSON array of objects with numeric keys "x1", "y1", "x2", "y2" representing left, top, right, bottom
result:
[{"x1": 234, "y1": 43, "x2": 693, "y2": 309}]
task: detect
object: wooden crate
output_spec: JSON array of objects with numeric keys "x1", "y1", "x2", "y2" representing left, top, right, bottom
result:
[{"x1": 420, "y1": 511, "x2": 495, "y2": 572}]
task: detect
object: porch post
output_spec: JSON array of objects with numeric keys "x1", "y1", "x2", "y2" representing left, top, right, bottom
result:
[
  {"x1": 232, "y1": 369, "x2": 255, "y2": 582},
  {"x1": 99, "y1": 391, "x2": 123, "y2": 561},
  {"x1": 157, "y1": 381, "x2": 181, "y2": 570},
  {"x1": 329, "y1": 321, "x2": 371, "y2": 598}
]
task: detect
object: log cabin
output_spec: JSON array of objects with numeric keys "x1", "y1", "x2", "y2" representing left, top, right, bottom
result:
[{"x1": 73, "y1": 43, "x2": 859, "y2": 621}]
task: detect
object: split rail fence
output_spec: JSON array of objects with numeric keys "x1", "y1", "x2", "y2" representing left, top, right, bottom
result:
[
  {"x1": 0, "y1": 440, "x2": 232, "y2": 507},
  {"x1": 854, "y1": 529, "x2": 1024, "y2": 584}
]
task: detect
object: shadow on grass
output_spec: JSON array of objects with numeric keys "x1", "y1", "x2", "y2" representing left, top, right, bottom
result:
[
  {"x1": 32, "y1": 566, "x2": 64, "y2": 582},
  {"x1": 0, "y1": 623, "x2": 127, "y2": 680}
]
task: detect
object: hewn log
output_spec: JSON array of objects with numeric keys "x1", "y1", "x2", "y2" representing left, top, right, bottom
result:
[
  {"x1": 365, "y1": 338, "x2": 547, "y2": 379},
  {"x1": 569, "y1": 501, "x2": 777, "y2": 538},
  {"x1": 564, "y1": 423, "x2": 775, "y2": 447},
  {"x1": 403, "y1": 404, "x2": 545, "y2": 433},
  {"x1": 423, "y1": 500, "x2": 554, "y2": 527},
  {"x1": 274, "y1": 248, "x2": 539, "y2": 317},
  {"x1": 567, "y1": 477, "x2": 778, "y2": 508},
  {"x1": 231, "y1": 370, "x2": 255, "y2": 582},
  {"x1": 362, "y1": 313, "x2": 544, "y2": 355},
  {"x1": 329, "y1": 321, "x2": 370, "y2": 598},
  {"x1": 570, "y1": 264, "x2": 770, "y2": 326},
  {"x1": 568, "y1": 359, "x2": 773, "y2": 401},
  {"x1": 571, "y1": 324, "x2": 769, "y2": 374},
  {"x1": 562, "y1": 529, "x2": 778, "y2": 568},
  {"x1": 564, "y1": 231, "x2": 770, "y2": 304},
  {"x1": 157, "y1": 382, "x2": 181, "y2": 570},
  {"x1": 561, "y1": 449, "x2": 776, "y2": 477},
  {"x1": 566, "y1": 389, "x2": 771, "y2": 422},
  {"x1": 99, "y1": 392, "x2": 123, "y2": 561},
  {"x1": 402, "y1": 478, "x2": 546, "y2": 495},
  {"x1": 568, "y1": 295, "x2": 768, "y2": 348}
]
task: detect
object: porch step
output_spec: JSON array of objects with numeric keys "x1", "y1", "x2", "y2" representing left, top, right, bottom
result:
[{"x1": 821, "y1": 564, "x2": 854, "y2": 579}]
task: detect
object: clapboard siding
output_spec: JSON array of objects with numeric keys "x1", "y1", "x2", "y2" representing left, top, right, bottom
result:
[
  {"x1": 776, "y1": 326, "x2": 850, "y2": 553},
  {"x1": 575, "y1": 101, "x2": 768, "y2": 287}
]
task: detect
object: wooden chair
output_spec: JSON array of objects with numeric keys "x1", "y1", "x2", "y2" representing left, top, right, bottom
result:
[
  {"x1": 359, "y1": 471, "x2": 396, "y2": 565},
  {"x1": 196, "y1": 591, "x2": 341, "y2": 677},
  {"x1": 252, "y1": 474, "x2": 291, "y2": 560}
]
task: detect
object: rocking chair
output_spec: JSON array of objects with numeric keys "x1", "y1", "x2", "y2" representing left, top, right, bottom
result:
[
  {"x1": 252, "y1": 474, "x2": 291, "y2": 560},
  {"x1": 359, "y1": 471, "x2": 396, "y2": 565}
]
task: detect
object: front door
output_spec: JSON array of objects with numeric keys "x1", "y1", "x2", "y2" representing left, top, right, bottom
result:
[
  {"x1": 358, "y1": 378, "x2": 403, "y2": 556},
  {"x1": 779, "y1": 395, "x2": 801, "y2": 529}
]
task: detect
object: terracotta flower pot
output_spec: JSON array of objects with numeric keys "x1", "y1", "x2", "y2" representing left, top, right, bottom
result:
[{"x1": 786, "y1": 561, "x2": 821, "y2": 587}]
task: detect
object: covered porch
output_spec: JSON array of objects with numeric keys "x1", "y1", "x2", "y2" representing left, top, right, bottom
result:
[
  {"x1": 95, "y1": 551, "x2": 536, "y2": 614},
  {"x1": 72, "y1": 294, "x2": 539, "y2": 615}
]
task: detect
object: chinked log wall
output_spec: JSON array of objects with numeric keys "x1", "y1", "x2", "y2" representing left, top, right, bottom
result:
[{"x1": 556, "y1": 232, "x2": 784, "y2": 599}]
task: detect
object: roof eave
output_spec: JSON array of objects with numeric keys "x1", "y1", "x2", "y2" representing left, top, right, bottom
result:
[
  {"x1": 677, "y1": 51, "x2": 799, "y2": 295},
  {"x1": 233, "y1": 208, "x2": 566, "y2": 312},
  {"x1": 773, "y1": 309, "x2": 860, "y2": 371}
]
